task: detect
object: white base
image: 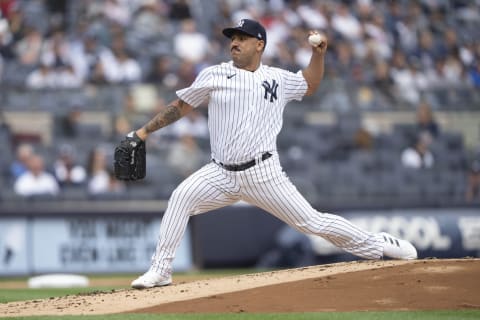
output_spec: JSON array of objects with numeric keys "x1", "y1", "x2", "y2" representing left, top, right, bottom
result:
[{"x1": 28, "y1": 274, "x2": 89, "y2": 288}]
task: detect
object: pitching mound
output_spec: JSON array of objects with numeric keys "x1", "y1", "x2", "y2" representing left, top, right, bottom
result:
[{"x1": 1, "y1": 259, "x2": 479, "y2": 317}]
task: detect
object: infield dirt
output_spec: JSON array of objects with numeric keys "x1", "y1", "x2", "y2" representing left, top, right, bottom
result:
[{"x1": 1, "y1": 258, "x2": 479, "y2": 316}]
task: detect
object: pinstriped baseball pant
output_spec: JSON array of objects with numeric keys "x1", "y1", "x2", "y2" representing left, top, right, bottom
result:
[{"x1": 150, "y1": 152, "x2": 383, "y2": 275}]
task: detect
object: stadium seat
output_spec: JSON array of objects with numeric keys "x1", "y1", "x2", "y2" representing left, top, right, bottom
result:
[{"x1": 61, "y1": 185, "x2": 88, "y2": 201}]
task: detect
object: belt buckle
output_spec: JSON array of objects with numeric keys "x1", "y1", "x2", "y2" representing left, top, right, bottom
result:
[
  {"x1": 254, "y1": 154, "x2": 261, "y2": 166},
  {"x1": 213, "y1": 152, "x2": 271, "y2": 172}
]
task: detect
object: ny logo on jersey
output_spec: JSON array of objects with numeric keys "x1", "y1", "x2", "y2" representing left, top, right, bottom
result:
[{"x1": 262, "y1": 80, "x2": 278, "y2": 102}]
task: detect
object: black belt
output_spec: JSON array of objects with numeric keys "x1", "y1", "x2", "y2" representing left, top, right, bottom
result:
[{"x1": 212, "y1": 152, "x2": 272, "y2": 171}]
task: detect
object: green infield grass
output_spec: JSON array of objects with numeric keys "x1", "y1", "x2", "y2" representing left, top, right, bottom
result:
[{"x1": 0, "y1": 269, "x2": 255, "y2": 303}]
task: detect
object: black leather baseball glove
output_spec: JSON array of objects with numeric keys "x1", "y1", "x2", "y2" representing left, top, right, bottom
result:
[{"x1": 114, "y1": 131, "x2": 146, "y2": 180}]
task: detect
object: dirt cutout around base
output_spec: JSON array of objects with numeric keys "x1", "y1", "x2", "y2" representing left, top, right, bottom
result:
[{"x1": 1, "y1": 259, "x2": 479, "y2": 317}]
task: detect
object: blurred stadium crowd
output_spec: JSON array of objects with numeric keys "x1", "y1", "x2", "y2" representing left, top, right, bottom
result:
[{"x1": 0, "y1": 0, "x2": 479, "y2": 208}]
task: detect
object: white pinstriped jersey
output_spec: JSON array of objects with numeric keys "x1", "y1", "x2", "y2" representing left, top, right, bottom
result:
[
  {"x1": 176, "y1": 61, "x2": 308, "y2": 164},
  {"x1": 148, "y1": 61, "x2": 385, "y2": 278}
]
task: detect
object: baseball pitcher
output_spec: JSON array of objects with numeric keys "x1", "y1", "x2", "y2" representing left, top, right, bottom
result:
[{"x1": 114, "y1": 19, "x2": 417, "y2": 289}]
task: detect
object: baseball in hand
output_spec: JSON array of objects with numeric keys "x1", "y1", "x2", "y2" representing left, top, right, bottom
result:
[{"x1": 308, "y1": 32, "x2": 326, "y2": 47}]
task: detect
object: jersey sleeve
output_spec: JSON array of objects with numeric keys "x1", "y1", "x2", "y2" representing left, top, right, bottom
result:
[
  {"x1": 281, "y1": 69, "x2": 308, "y2": 102},
  {"x1": 176, "y1": 67, "x2": 213, "y2": 108}
]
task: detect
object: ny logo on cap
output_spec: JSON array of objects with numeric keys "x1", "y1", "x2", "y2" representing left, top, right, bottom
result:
[{"x1": 238, "y1": 20, "x2": 245, "y2": 27}]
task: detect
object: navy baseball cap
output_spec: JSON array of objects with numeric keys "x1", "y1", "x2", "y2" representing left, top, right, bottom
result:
[{"x1": 222, "y1": 19, "x2": 267, "y2": 46}]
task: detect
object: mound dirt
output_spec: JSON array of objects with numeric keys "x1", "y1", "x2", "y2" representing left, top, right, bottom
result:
[{"x1": 1, "y1": 259, "x2": 479, "y2": 317}]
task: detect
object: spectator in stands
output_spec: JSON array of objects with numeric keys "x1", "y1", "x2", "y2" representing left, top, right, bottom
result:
[
  {"x1": 53, "y1": 143, "x2": 87, "y2": 186},
  {"x1": 25, "y1": 62, "x2": 55, "y2": 88},
  {"x1": 106, "y1": 34, "x2": 142, "y2": 83},
  {"x1": 102, "y1": 0, "x2": 131, "y2": 27},
  {"x1": 391, "y1": 56, "x2": 428, "y2": 106},
  {"x1": 110, "y1": 48, "x2": 142, "y2": 84},
  {"x1": 169, "y1": 109, "x2": 208, "y2": 139},
  {"x1": 55, "y1": 63, "x2": 82, "y2": 88},
  {"x1": 4, "y1": 2, "x2": 23, "y2": 39},
  {"x1": 294, "y1": 38, "x2": 314, "y2": 69},
  {"x1": 70, "y1": 32, "x2": 115, "y2": 83},
  {"x1": 86, "y1": 146, "x2": 109, "y2": 194},
  {"x1": 459, "y1": 40, "x2": 475, "y2": 68},
  {"x1": 296, "y1": 0, "x2": 328, "y2": 31},
  {"x1": 129, "y1": 0, "x2": 171, "y2": 45},
  {"x1": 175, "y1": 58, "x2": 196, "y2": 89},
  {"x1": 167, "y1": 133, "x2": 203, "y2": 177},
  {"x1": 10, "y1": 143, "x2": 34, "y2": 179},
  {"x1": 86, "y1": 146, "x2": 125, "y2": 195},
  {"x1": 442, "y1": 53, "x2": 467, "y2": 86},
  {"x1": 146, "y1": 54, "x2": 174, "y2": 86},
  {"x1": 0, "y1": 0, "x2": 18, "y2": 20},
  {"x1": 44, "y1": 0, "x2": 67, "y2": 30},
  {"x1": 415, "y1": 101, "x2": 439, "y2": 138},
  {"x1": 40, "y1": 29, "x2": 71, "y2": 69},
  {"x1": 372, "y1": 60, "x2": 395, "y2": 104},
  {"x1": 173, "y1": 19, "x2": 209, "y2": 64},
  {"x1": 468, "y1": 61, "x2": 480, "y2": 87},
  {"x1": 442, "y1": 28, "x2": 460, "y2": 58},
  {"x1": 393, "y1": 14, "x2": 419, "y2": 54},
  {"x1": 401, "y1": 132, "x2": 434, "y2": 169},
  {"x1": 113, "y1": 115, "x2": 133, "y2": 142},
  {"x1": 465, "y1": 159, "x2": 480, "y2": 202},
  {"x1": 57, "y1": 107, "x2": 82, "y2": 138},
  {"x1": 15, "y1": 26, "x2": 43, "y2": 66},
  {"x1": 168, "y1": 0, "x2": 192, "y2": 21},
  {"x1": 14, "y1": 153, "x2": 59, "y2": 197},
  {"x1": 105, "y1": 169, "x2": 126, "y2": 194},
  {"x1": 115, "y1": 89, "x2": 155, "y2": 139},
  {"x1": 331, "y1": 2, "x2": 362, "y2": 41},
  {"x1": 0, "y1": 16, "x2": 15, "y2": 59},
  {"x1": 364, "y1": 13, "x2": 392, "y2": 60},
  {"x1": 88, "y1": 59, "x2": 110, "y2": 84},
  {"x1": 424, "y1": 58, "x2": 452, "y2": 90},
  {"x1": 412, "y1": 29, "x2": 439, "y2": 69},
  {"x1": 26, "y1": 62, "x2": 82, "y2": 89},
  {"x1": 119, "y1": 91, "x2": 151, "y2": 128},
  {"x1": 331, "y1": 40, "x2": 360, "y2": 84}
]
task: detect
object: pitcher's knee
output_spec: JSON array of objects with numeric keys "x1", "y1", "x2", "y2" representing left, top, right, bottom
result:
[
  {"x1": 293, "y1": 220, "x2": 322, "y2": 235},
  {"x1": 292, "y1": 212, "x2": 337, "y2": 236}
]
